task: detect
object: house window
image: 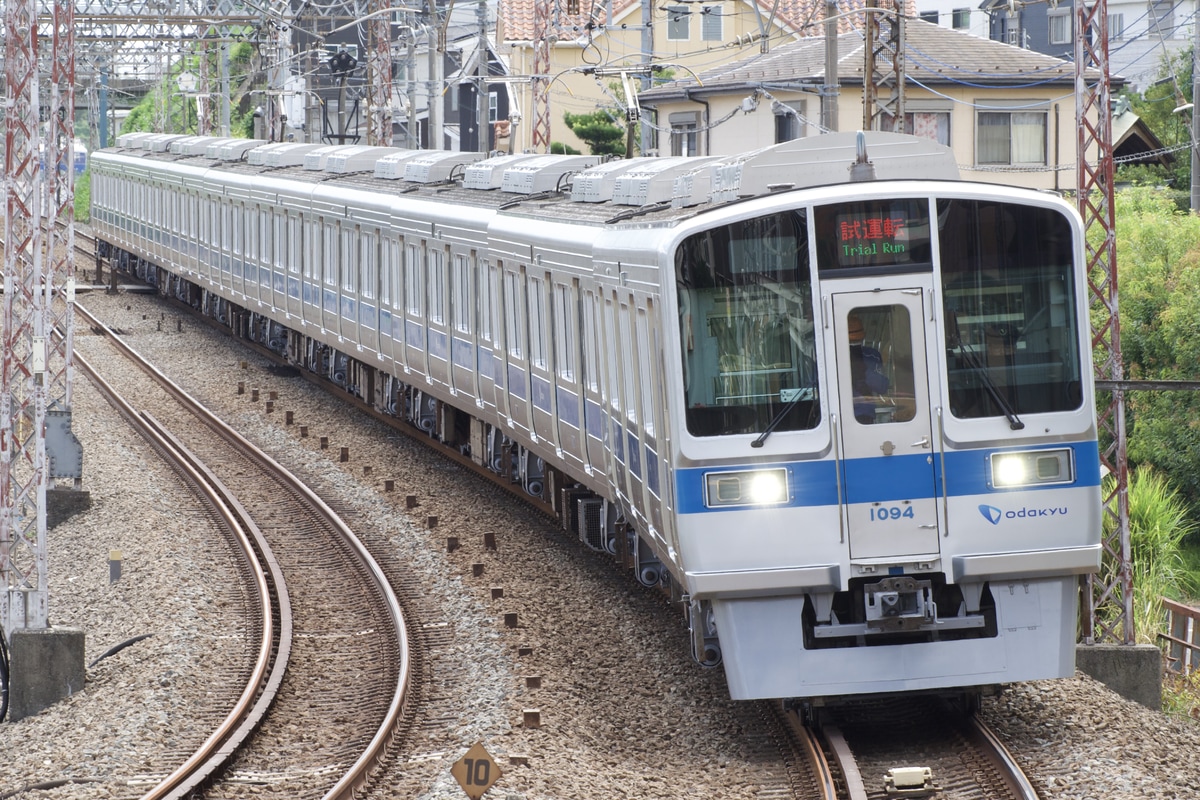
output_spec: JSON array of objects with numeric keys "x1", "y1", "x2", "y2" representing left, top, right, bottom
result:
[
  {"x1": 669, "y1": 111, "x2": 700, "y2": 156},
  {"x1": 701, "y1": 5, "x2": 723, "y2": 41},
  {"x1": 1048, "y1": 12, "x2": 1070, "y2": 44},
  {"x1": 952, "y1": 8, "x2": 969, "y2": 29},
  {"x1": 775, "y1": 101, "x2": 806, "y2": 143},
  {"x1": 885, "y1": 110, "x2": 951, "y2": 146},
  {"x1": 919, "y1": 10, "x2": 938, "y2": 23},
  {"x1": 977, "y1": 110, "x2": 1046, "y2": 165},
  {"x1": 1108, "y1": 13, "x2": 1124, "y2": 40},
  {"x1": 1150, "y1": 1, "x2": 1174, "y2": 37},
  {"x1": 667, "y1": 5, "x2": 690, "y2": 40}
]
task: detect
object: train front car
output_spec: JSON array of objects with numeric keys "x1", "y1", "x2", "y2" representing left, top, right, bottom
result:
[{"x1": 666, "y1": 137, "x2": 1101, "y2": 701}]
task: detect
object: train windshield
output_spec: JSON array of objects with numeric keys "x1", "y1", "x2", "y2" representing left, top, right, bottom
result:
[
  {"x1": 938, "y1": 198, "x2": 1083, "y2": 418},
  {"x1": 675, "y1": 211, "x2": 818, "y2": 437}
]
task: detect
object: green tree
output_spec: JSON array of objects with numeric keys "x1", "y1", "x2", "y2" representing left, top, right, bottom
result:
[
  {"x1": 562, "y1": 110, "x2": 625, "y2": 157},
  {"x1": 1112, "y1": 187, "x2": 1200, "y2": 511},
  {"x1": 119, "y1": 41, "x2": 259, "y2": 137}
]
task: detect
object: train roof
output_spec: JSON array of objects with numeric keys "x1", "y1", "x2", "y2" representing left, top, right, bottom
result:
[{"x1": 102, "y1": 131, "x2": 962, "y2": 226}]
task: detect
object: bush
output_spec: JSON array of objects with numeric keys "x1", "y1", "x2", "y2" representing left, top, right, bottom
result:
[{"x1": 1100, "y1": 467, "x2": 1198, "y2": 645}]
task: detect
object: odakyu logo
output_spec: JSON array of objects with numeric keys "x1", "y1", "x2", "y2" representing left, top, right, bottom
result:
[{"x1": 978, "y1": 504, "x2": 1068, "y2": 525}]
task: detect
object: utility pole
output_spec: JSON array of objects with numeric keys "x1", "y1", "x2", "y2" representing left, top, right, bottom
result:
[
  {"x1": 1191, "y1": 18, "x2": 1199, "y2": 210},
  {"x1": 427, "y1": 0, "x2": 445, "y2": 149},
  {"x1": 476, "y1": 0, "x2": 490, "y2": 152},
  {"x1": 406, "y1": 30, "x2": 418, "y2": 148},
  {"x1": 821, "y1": 0, "x2": 838, "y2": 133},
  {"x1": 641, "y1": 0, "x2": 654, "y2": 154}
]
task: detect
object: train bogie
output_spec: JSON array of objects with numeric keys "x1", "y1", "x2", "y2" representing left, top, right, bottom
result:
[{"x1": 92, "y1": 131, "x2": 1101, "y2": 702}]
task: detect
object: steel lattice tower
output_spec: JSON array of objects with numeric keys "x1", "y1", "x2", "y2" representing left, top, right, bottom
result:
[
  {"x1": 367, "y1": 0, "x2": 395, "y2": 146},
  {"x1": 1075, "y1": 0, "x2": 1132, "y2": 644},
  {"x1": 2, "y1": 0, "x2": 51, "y2": 634},
  {"x1": 862, "y1": 1, "x2": 905, "y2": 132},
  {"x1": 531, "y1": 0, "x2": 552, "y2": 152}
]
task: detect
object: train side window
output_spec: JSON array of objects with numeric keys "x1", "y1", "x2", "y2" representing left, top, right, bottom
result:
[
  {"x1": 503, "y1": 270, "x2": 524, "y2": 358},
  {"x1": 245, "y1": 205, "x2": 257, "y2": 263},
  {"x1": 361, "y1": 231, "x2": 377, "y2": 300},
  {"x1": 260, "y1": 210, "x2": 272, "y2": 264},
  {"x1": 554, "y1": 282, "x2": 576, "y2": 381},
  {"x1": 323, "y1": 222, "x2": 338, "y2": 285},
  {"x1": 475, "y1": 260, "x2": 494, "y2": 340},
  {"x1": 637, "y1": 305, "x2": 654, "y2": 435},
  {"x1": 288, "y1": 215, "x2": 300, "y2": 275},
  {"x1": 529, "y1": 276, "x2": 547, "y2": 369},
  {"x1": 429, "y1": 248, "x2": 447, "y2": 324},
  {"x1": 405, "y1": 243, "x2": 423, "y2": 316},
  {"x1": 276, "y1": 213, "x2": 287, "y2": 271},
  {"x1": 603, "y1": 296, "x2": 619, "y2": 410},
  {"x1": 582, "y1": 290, "x2": 599, "y2": 393},
  {"x1": 342, "y1": 227, "x2": 357, "y2": 293},
  {"x1": 221, "y1": 205, "x2": 231, "y2": 266},
  {"x1": 381, "y1": 238, "x2": 397, "y2": 308},
  {"x1": 621, "y1": 301, "x2": 637, "y2": 424},
  {"x1": 452, "y1": 253, "x2": 472, "y2": 334}
]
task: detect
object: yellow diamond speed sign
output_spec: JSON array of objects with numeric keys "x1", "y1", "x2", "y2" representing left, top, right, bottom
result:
[{"x1": 451, "y1": 742, "x2": 502, "y2": 800}]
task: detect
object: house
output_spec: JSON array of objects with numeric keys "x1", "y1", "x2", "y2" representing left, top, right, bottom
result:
[
  {"x1": 978, "y1": 0, "x2": 1197, "y2": 92},
  {"x1": 497, "y1": 0, "x2": 916, "y2": 154},
  {"x1": 638, "y1": 18, "x2": 1131, "y2": 191},
  {"x1": 913, "y1": 0, "x2": 989, "y2": 38}
]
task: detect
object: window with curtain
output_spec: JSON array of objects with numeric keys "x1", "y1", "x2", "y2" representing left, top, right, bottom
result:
[
  {"x1": 1048, "y1": 12, "x2": 1070, "y2": 44},
  {"x1": 977, "y1": 110, "x2": 1046, "y2": 166},
  {"x1": 669, "y1": 111, "x2": 700, "y2": 156}
]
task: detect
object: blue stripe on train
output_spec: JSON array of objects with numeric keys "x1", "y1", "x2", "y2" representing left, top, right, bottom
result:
[{"x1": 674, "y1": 442, "x2": 1100, "y2": 514}]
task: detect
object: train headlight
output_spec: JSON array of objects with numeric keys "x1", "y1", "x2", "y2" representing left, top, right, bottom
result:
[
  {"x1": 704, "y1": 468, "x2": 788, "y2": 508},
  {"x1": 990, "y1": 448, "x2": 1074, "y2": 488}
]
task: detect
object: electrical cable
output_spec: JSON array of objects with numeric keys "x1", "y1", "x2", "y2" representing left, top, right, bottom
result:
[
  {"x1": 87, "y1": 633, "x2": 155, "y2": 668},
  {"x1": 0, "y1": 630, "x2": 8, "y2": 723}
]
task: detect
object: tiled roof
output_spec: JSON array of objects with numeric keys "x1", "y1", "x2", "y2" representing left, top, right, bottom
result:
[
  {"x1": 640, "y1": 19, "x2": 1110, "y2": 100},
  {"x1": 499, "y1": 0, "x2": 914, "y2": 44}
]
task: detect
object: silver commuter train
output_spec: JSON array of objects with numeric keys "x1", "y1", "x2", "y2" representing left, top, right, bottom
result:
[{"x1": 91, "y1": 131, "x2": 1102, "y2": 701}]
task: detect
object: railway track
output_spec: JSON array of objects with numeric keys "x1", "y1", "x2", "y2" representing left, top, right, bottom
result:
[
  {"x1": 796, "y1": 694, "x2": 1040, "y2": 800},
  {"x1": 64, "y1": 225, "x2": 1045, "y2": 799},
  {"x1": 72, "y1": 301, "x2": 412, "y2": 799}
]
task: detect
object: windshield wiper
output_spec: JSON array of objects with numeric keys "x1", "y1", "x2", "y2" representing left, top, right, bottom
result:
[
  {"x1": 751, "y1": 388, "x2": 814, "y2": 448},
  {"x1": 951, "y1": 318, "x2": 1024, "y2": 431}
]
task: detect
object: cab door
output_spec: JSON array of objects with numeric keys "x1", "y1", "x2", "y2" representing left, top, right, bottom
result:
[{"x1": 832, "y1": 289, "x2": 940, "y2": 559}]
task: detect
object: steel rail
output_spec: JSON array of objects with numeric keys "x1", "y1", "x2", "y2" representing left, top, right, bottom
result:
[
  {"x1": 960, "y1": 714, "x2": 1041, "y2": 800},
  {"x1": 71, "y1": 348, "x2": 287, "y2": 800},
  {"x1": 76, "y1": 300, "x2": 412, "y2": 798}
]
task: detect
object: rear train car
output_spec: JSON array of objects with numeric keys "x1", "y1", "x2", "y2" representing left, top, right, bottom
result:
[{"x1": 90, "y1": 131, "x2": 1101, "y2": 702}]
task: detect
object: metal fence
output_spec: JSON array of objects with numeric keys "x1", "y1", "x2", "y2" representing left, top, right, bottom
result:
[{"x1": 1160, "y1": 598, "x2": 1200, "y2": 676}]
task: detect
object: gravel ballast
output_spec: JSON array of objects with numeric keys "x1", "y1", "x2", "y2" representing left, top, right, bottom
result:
[{"x1": 0, "y1": 287, "x2": 1197, "y2": 799}]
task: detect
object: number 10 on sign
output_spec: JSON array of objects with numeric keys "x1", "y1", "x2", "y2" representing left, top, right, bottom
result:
[{"x1": 451, "y1": 742, "x2": 502, "y2": 799}]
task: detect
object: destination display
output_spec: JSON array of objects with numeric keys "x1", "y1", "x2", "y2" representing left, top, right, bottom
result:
[{"x1": 815, "y1": 199, "x2": 932, "y2": 272}]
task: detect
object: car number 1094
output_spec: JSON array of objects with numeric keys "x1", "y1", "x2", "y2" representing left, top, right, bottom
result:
[{"x1": 870, "y1": 505, "x2": 915, "y2": 521}]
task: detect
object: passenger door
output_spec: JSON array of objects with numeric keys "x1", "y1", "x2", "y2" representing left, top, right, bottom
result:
[{"x1": 832, "y1": 289, "x2": 940, "y2": 559}]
